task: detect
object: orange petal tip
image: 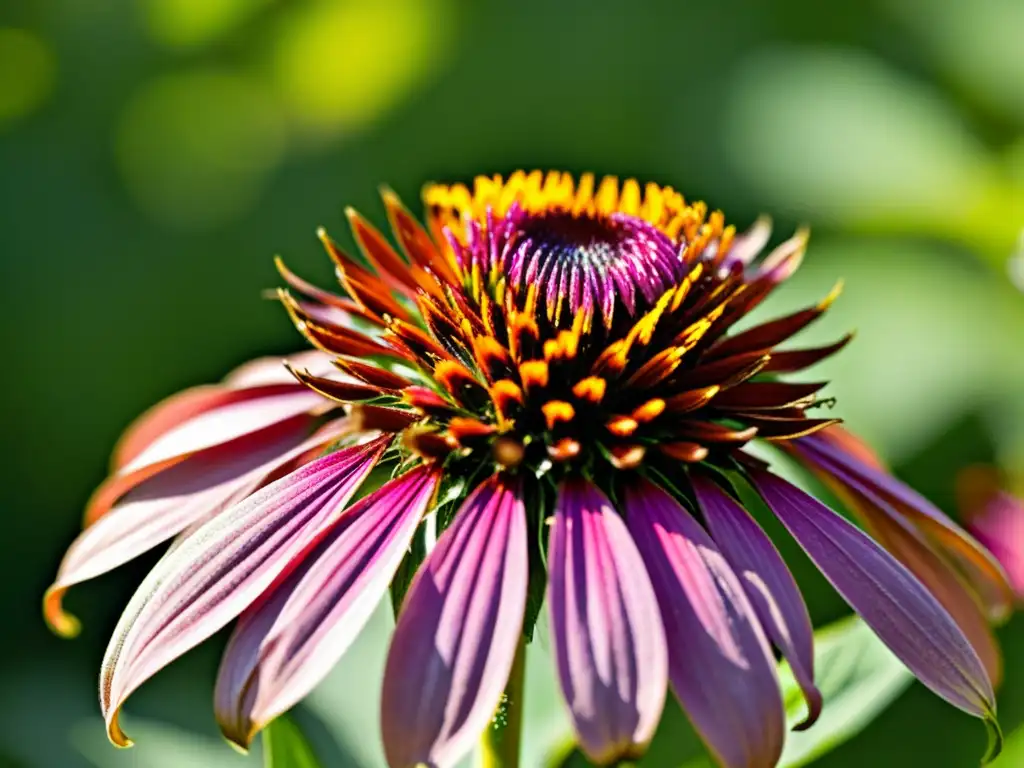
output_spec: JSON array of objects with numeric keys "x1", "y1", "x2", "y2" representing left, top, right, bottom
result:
[{"x1": 43, "y1": 585, "x2": 80, "y2": 639}]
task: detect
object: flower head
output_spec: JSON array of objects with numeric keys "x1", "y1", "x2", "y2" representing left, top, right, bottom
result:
[{"x1": 51, "y1": 171, "x2": 1011, "y2": 767}]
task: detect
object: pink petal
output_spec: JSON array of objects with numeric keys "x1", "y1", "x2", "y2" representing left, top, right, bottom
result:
[
  {"x1": 111, "y1": 386, "x2": 241, "y2": 471},
  {"x1": 691, "y1": 473, "x2": 822, "y2": 730},
  {"x1": 215, "y1": 465, "x2": 440, "y2": 747},
  {"x1": 120, "y1": 388, "x2": 329, "y2": 475},
  {"x1": 792, "y1": 434, "x2": 1014, "y2": 622},
  {"x1": 86, "y1": 387, "x2": 331, "y2": 527},
  {"x1": 624, "y1": 479, "x2": 784, "y2": 768},
  {"x1": 751, "y1": 469, "x2": 997, "y2": 720},
  {"x1": 966, "y1": 490, "x2": 1024, "y2": 600},
  {"x1": 45, "y1": 419, "x2": 351, "y2": 638},
  {"x1": 547, "y1": 479, "x2": 667, "y2": 764},
  {"x1": 99, "y1": 435, "x2": 389, "y2": 746},
  {"x1": 380, "y1": 475, "x2": 527, "y2": 768}
]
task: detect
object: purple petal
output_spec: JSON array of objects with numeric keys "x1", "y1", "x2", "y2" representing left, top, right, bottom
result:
[
  {"x1": 691, "y1": 473, "x2": 822, "y2": 729},
  {"x1": 624, "y1": 479, "x2": 784, "y2": 768},
  {"x1": 751, "y1": 469, "x2": 997, "y2": 721},
  {"x1": 547, "y1": 479, "x2": 667, "y2": 764},
  {"x1": 99, "y1": 435, "x2": 390, "y2": 746},
  {"x1": 215, "y1": 465, "x2": 440, "y2": 746},
  {"x1": 380, "y1": 475, "x2": 527, "y2": 768},
  {"x1": 792, "y1": 434, "x2": 1013, "y2": 621}
]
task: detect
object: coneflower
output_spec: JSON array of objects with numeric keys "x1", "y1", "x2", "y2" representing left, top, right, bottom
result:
[{"x1": 48, "y1": 171, "x2": 1010, "y2": 768}]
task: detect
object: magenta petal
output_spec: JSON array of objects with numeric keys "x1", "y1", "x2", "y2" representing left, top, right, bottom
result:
[
  {"x1": 751, "y1": 469, "x2": 997, "y2": 720},
  {"x1": 99, "y1": 435, "x2": 389, "y2": 746},
  {"x1": 624, "y1": 479, "x2": 784, "y2": 768},
  {"x1": 380, "y1": 475, "x2": 528, "y2": 768},
  {"x1": 215, "y1": 465, "x2": 440, "y2": 746},
  {"x1": 967, "y1": 490, "x2": 1024, "y2": 600},
  {"x1": 547, "y1": 479, "x2": 667, "y2": 764},
  {"x1": 691, "y1": 473, "x2": 822, "y2": 730}
]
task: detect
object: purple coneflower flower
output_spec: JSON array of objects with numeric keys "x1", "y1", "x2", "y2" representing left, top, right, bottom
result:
[
  {"x1": 957, "y1": 465, "x2": 1024, "y2": 601},
  {"x1": 48, "y1": 171, "x2": 1011, "y2": 768}
]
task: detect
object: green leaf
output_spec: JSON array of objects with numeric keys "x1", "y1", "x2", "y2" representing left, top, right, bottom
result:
[
  {"x1": 777, "y1": 616, "x2": 913, "y2": 768},
  {"x1": 263, "y1": 714, "x2": 324, "y2": 768},
  {"x1": 991, "y1": 725, "x2": 1024, "y2": 767}
]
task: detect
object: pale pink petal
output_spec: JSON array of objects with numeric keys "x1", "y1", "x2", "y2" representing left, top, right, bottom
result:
[
  {"x1": 380, "y1": 475, "x2": 527, "y2": 768},
  {"x1": 45, "y1": 419, "x2": 351, "y2": 637},
  {"x1": 215, "y1": 465, "x2": 440, "y2": 746},
  {"x1": 624, "y1": 479, "x2": 784, "y2": 768},
  {"x1": 691, "y1": 473, "x2": 822, "y2": 729},
  {"x1": 99, "y1": 435, "x2": 389, "y2": 746},
  {"x1": 548, "y1": 479, "x2": 667, "y2": 764},
  {"x1": 85, "y1": 388, "x2": 332, "y2": 527},
  {"x1": 120, "y1": 388, "x2": 329, "y2": 475},
  {"x1": 111, "y1": 386, "x2": 241, "y2": 471},
  {"x1": 752, "y1": 469, "x2": 997, "y2": 721}
]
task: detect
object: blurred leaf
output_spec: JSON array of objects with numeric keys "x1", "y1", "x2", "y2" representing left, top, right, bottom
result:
[
  {"x1": 991, "y1": 725, "x2": 1024, "y2": 767},
  {"x1": 269, "y1": 0, "x2": 456, "y2": 140},
  {"x1": 777, "y1": 616, "x2": 913, "y2": 768},
  {"x1": 0, "y1": 28, "x2": 55, "y2": 125},
  {"x1": 143, "y1": 0, "x2": 270, "y2": 50},
  {"x1": 724, "y1": 48, "x2": 1020, "y2": 259},
  {"x1": 885, "y1": 0, "x2": 1024, "y2": 126},
  {"x1": 264, "y1": 715, "x2": 323, "y2": 768},
  {"x1": 115, "y1": 69, "x2": 286, "y2": 230}
]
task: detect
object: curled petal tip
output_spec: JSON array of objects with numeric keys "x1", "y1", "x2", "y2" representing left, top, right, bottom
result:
[
  {"x1": 791, "y1": 687, "x2": 824, "y2": 732},
  {"x1": 105, "y1": 709, "x2": 133, "y2": 748},
  {"x1": 222, "y1": 731, "x2": 254, "y2": 755},
  {"x1": 43, "y1": 586, "x2": 80, "y2": 639}
]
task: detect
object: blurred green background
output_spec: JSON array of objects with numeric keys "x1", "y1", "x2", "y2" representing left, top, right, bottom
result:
[{"x1": 1, "y1": 0, "x2": 1023, "y2": 766}]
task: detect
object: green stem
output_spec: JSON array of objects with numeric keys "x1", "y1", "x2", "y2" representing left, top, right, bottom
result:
[{"x1": 479, "y1": 636, "x2": 527, "y2": 768}]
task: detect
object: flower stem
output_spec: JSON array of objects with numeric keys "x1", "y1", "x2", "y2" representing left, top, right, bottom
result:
[{"x1": 479, "y1": 636, "x2": 527, "y2": 768}]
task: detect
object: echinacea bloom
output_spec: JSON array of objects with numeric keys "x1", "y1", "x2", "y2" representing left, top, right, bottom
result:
[
  {"x1": 957, "y1": 465, "x2": 1024, "y2": 601},
  {"x1": 49, "y1": 171, "x2": 1012, "y2": 768}
]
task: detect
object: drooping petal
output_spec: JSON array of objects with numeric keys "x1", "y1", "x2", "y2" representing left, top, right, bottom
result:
[
  {"x1": 691, "y1": 473, "x2": 822, "y2": 729},
  {"x1": 791, "y1": 434, "x2": 1014, "y2": 622},
  {"x1": 86, "y1": 387, "x2": 331, "y2": 526},
  {"x1": 624, "y1": 479, "x2": 785, "y2": 768},
  {"x1": 797, "y1": 445, "x2": 1003, "y2": 685},
  {"x1": 100, "y1": 435, "x2": 389, "y2": 746},
  {"x1": 45, "y1": 419, "x2": 351, "y2": 638},
  {"x1": 751, "y1": 469, "x2": 997, "y2": 721},
  {"x1": 547, "y1": 479, "x2": 667, "y2": 764},
  {"x1": 215, "y1": 465, "x2": 440, "y2": 747},
  {"x1": 380, "y1": 475, "x2": 527, "y2": 768},
  {"x1": 854, "y1": 494, "x2": 1003, "y2": 687}
]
